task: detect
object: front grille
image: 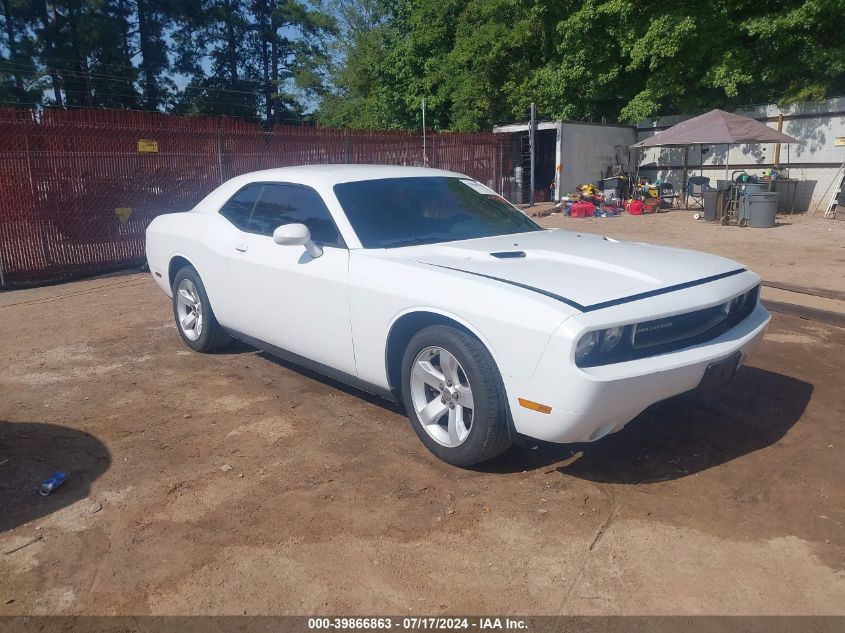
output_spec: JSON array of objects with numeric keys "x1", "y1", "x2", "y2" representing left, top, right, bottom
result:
[
  {"x1": 633, "y1": 285, "x2": 759, "y2": 353},
  {"x1": 633, "y1": 303, "x2": 729, "y2": 349}
]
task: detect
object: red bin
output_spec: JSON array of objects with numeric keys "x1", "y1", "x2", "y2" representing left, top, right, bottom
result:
[
  {"x1": 627, "y1": 199, "x2": 644, "y2": 215},
  {"x1": 570, "y1": 201, "x2": 596, "y2": 218}
]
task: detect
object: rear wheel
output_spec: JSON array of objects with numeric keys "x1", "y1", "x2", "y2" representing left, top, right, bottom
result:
[
  {"x1": 172, "y1": 266, "x2": 231, "y2": 353},
  {"x1": 401, "y1": 325, "x2": 511, "y2": 466}
]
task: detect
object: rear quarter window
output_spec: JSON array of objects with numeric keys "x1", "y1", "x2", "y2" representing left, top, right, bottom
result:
[{"x1": 219, "y1": 183, "x2": 262, "y2": 230}]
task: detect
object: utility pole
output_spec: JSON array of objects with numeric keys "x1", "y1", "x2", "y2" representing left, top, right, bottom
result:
[
  {"x1": 529, "y1": 102, "x2": 536, "y2": 207},
  {"x1": 422, "y1": 98, "x2": 427, "y2": 166}
]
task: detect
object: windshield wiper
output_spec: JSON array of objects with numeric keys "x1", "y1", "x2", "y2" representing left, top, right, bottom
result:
[{"x1": 381, "y1": 236, "x2": 446, "y2": 249}]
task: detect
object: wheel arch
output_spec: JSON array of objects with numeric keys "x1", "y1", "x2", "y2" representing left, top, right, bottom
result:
[
  {"x1": 384, "y1": 308, "x2": 499, "y2": 394},
  {"x1": 168, "y1": 254, "x2": 199, "y2": 290}
]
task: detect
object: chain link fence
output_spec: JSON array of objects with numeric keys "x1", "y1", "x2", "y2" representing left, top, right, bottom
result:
[{"x1": 0, "y1": 108, "x2": 511, "y2": 288}]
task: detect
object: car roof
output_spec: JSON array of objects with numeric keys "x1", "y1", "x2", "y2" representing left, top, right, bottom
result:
[{"x1": 234, "y1": 164, "x2": 468, "y2": 185}]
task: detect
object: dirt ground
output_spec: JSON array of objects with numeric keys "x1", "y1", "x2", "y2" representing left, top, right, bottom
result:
[{"x1": 1, "y1": 214, "x2": 844, "y2": 615}]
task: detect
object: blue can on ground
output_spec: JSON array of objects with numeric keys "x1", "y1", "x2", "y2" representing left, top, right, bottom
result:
[{"x1": 39, "y1": 471, "x2": 67, "y2": 496}]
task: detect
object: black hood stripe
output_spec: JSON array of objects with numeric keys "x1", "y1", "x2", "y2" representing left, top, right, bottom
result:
[
  {"x1": 584, "y1": 268, "x2": 747, "y2": 311},
  {"x1": 425, "y1": 264, "x2": 585, "y2": 310},
  {"x1": 424, "y1": 264, "x2": 747, "y2": 313}
]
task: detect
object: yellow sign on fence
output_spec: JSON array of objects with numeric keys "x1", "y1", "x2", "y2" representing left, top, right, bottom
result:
[
  {"x1": 137, "y1": 139, "x2": 159, "y2": 153},
  {"x1": 114, "y1": 207, "x2": 133, "y2": 223},
  {"x1": 835, "y1": 137, "x2": 845, "y2": 147}
]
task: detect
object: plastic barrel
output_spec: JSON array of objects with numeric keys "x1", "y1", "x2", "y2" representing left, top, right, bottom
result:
[{"x1": 746, "y1": 192, "x2": 778, "y2": 228}]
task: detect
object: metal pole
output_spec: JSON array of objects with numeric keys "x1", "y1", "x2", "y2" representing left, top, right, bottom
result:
[
  {"x1": 529, "y1": 102, "x2": 536, "y2": 207},
  {"x1": 498, "y1": 136, "x2": 503, "y2": 196},
  {"x1": 216, "y1": 121, "x2": 224, "y2": 184},
  {"x1": 422, "y1": 98, "x2": 427, "y2": 166},
  {"x1": 774, "y1": 113, "x2": 783, "y2": 166},
  {"x1": 343, "y1": 129, "x2": 350, "y2": 163}
]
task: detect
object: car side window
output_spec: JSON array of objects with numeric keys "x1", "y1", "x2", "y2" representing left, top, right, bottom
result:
[
  {"x1": 219, "y1": 183, "x2": 263, "y2": 231},
  {"x1": 249, "y1": 183, "x2": 344, "y2": 247}
]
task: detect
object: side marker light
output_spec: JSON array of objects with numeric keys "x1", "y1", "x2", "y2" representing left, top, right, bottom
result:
[{"x1": 518, "y1": 398, "x2": 552, "y2": 414}]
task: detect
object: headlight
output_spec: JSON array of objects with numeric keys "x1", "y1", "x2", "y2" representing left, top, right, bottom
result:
[
  {"x1": 599, "y1": 326, "x2": 625, "y2": 353},
  {"x1": 575, "y1": 326, "x2": 630, "y2": 366},
  {"x1": 574, "y1": 330, "x2": 599, "y2": 363},
  {"x1": 729, "y1": 294, "x2": 743, "y2": 314}
]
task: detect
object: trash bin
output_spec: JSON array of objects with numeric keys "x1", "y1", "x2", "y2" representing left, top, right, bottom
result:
[
  {"x1": 703, "y1": 188, "x2": 729, "y2": 221},
  {"x1": 739, "y1": 182, "x2": 768, "y2": 195},
  {"x1": 741, "y1": 192, "x2": 779, "y2": 228}
]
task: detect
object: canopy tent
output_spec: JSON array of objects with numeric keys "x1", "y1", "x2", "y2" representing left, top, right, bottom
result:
[
  {"x1": 632, "y1": 109, "x2": 799, "y2": 148},
  {"x1": 631, "y1": 109, "x2": 800, "y2": 204}
]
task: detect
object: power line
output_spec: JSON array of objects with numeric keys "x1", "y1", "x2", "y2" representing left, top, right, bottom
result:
[
  {"x1": 4, "y1": 77, "x2": 290, "y2": 101},
  {"x1": 0, "y1": 60, "x2": 281, "y2": 97},
  {"x1": 0, "y1": 99, "x2": 311, "y2": 125},
  {"x1": 0, "y1": 26, "x2": 318, "y2": 82}
]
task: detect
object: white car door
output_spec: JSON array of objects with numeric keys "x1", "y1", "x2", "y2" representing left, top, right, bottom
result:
[{"x1": 220, "y1": 182, "x2": 356, "y2": 375}]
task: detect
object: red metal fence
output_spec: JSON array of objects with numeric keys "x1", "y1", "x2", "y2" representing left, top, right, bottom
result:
[{"x1": 0, "y1": 108, "x2": 508, "y2": 288}]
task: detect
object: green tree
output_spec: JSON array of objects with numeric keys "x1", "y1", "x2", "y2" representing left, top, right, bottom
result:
[
  {"x1": 32, "y1": 0, "x2": 66, "y2": 105},
  {"x1": 172, "y1": 0, "x2": 333, "y2": 120},
  {"x1": 319, "y1": 0, "x2": 845, "y2": 130},
  {"x1": 741, "y1": 0, "x2": 845, "y2": 104},
  {"x1": 28, "y1": 0, "x2": 142, "y2": 108},
  {"x1": 0, "y1": 0, "x2": 41, "y2": 106},
  {"x1": 317, "y1": 0, "x2": 395, "y2": 127},
  {"x1": 252, "y1": 0, "x2": 335, "y2": 123},
  {"x1": 134, "y1": 0, "x2": 173, "y2": 110},
  {"x1": 171, "y1": 0, "x2": 258, "y2": 117}
]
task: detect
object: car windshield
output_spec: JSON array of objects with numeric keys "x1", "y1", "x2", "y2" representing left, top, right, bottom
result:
[{"x1": 333, "y1": 176, "x2": 542, "y2": 248}]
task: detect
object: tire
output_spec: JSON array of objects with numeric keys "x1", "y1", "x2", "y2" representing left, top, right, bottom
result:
[
  {"x1": 400, "y1": 325, "x2": 512, "y2": 466},
  {"x1": 171, "y1": 265, "x2": 231, "y2": 353}
]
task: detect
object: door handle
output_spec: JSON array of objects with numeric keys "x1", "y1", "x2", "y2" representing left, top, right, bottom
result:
[{"x1": 234, "y1": 243, "x2": 248, "y2": 253}]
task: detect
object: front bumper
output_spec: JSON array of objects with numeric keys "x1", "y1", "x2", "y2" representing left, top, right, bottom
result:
[{"x1": 503, "y1": 301, "x2": 770, "y2": 444}]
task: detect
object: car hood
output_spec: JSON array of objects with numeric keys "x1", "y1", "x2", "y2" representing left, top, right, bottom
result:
[{"x1": 390, "y1": 229, "x2": 746, "y2": 311}]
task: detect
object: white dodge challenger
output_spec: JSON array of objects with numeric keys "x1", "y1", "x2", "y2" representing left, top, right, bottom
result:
[{"x1": 146, "y1": 165, "x2": 770, "y2": 466}]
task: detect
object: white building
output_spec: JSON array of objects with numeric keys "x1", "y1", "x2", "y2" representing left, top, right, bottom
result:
[{"x1": 492, "y1": 121, "x2": 636, "y2": 204}]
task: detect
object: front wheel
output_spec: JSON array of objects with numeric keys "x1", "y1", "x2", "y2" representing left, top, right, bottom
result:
[{"x1": 401, "y1": 325, "x2": 512, "y2": 466}]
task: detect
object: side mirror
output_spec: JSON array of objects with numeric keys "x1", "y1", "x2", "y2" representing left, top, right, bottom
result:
[{"x1": 272, "y1": 223, "x2": 323, "y2": 258}]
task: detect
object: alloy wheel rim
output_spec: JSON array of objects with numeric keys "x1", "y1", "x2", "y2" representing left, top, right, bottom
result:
[
  {"x1": 410, "y1": 346, "x2": 475, "y2": 448},
  {"x1": 175, "y1": 279, "x2": 203, "y2": 341}
]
